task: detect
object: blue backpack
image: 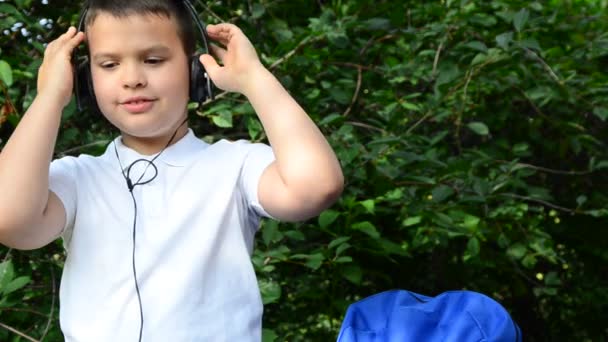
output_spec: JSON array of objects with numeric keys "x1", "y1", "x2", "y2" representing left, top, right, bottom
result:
[{"x1": 337, "y1": 290, "x2": 522, "y2": 342}]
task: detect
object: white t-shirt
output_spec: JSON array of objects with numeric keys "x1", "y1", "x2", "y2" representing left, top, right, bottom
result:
[{"x1": 49, "y1": 129, "x2": 275, "y2": 341}]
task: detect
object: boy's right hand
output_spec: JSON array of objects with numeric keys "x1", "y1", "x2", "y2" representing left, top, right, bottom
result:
[{"x1": 37, "y1": 26, "x2": 85, "y2": 108}]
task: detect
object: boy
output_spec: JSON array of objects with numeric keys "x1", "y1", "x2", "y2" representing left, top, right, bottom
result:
[{"x1": 0, "y1": 0, "x2": 344, "y2": 341}]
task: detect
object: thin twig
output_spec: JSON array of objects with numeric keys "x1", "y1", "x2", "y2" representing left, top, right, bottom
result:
[
  {"x1": 269, "y1": 35, "x2": 318, "y2": 70},
  {"x1": 342, "y1": 66, "x2": 362, "y2": 117},
  {"x1": 498, "y1": 160, "x2": 593, "y2": 176},
  {"x1": 0, "y1": 80, "x2": 19, "y2": 125},
  {"x1": 0, "y1": 307, "x2": 49, "y2": 318},
  {"x1": 432, "y1": 40, "x2": 444, "y2": 76},
  {"x1": 345, "y1": 121, "x2": 386, "y2": 133},
  {"x1": 510, "y1": 259, "x2": 540, "y2": 287},
  {"x1": 406, "y1": 54, "x2": 497, "y2": 135},
  {"x1": 406, "y1": 109, "x2": 433, "y2": 134},
  {"x1": 194, "y1": 0, "x2": 224, "y2": 23},
  {"x1": 360, "y1": 34, "x2": 395, "y2": 56},
  {"x1": 499, "y1": 193, "x2": 576, "y2": 214},
  {"x1": 327, "y1": 61, "x2": 377, "y2": 72},
  {"x1": 453, "y1": 68, "x2": 474, "y2": 153},
  {"x1": 0, "y1": 322, "x2": 40, "y2": 342},
  {"x1": 40, "y1": 264, "x2": 56, "y2": 341},
  {"x1": 524, "y1": 48, "x2": 561, "y2": 84}
]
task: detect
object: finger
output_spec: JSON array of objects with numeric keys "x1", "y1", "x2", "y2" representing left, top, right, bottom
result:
[
  {"x1": 57, "y1": 26, "x2": 77, "y2": 43},
  {"x1": 199, "y1": 54, "x2": 222, "y2": 82},
  {"x1": 206, "y1": 23, "x2": 238, "y2": 45},
  {"x1": 65, "y1": 31, "x2": 86, "y2": 51},
  {"x1": 209, "y1": 44, "x2": 227, "y2": 62},
  {"x1": 48, "y1": 27, "x2": 79, "y2": 53}
]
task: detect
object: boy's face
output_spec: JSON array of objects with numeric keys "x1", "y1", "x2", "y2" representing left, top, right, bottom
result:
[{"x1": 86, "y1": 12, "x2": 190, "y2": 150}]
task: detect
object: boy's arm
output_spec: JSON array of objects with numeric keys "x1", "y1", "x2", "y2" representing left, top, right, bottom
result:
[
  {"x1": 0, "y1": 27, "x2": 84, "y2": 249},
  {"x1": 200, "y1": 24, "x2": 344, "y2": 222}
]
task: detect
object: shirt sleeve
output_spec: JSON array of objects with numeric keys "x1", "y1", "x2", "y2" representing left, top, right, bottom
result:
[
  {"x1": 238, "y1": 141, "x2": 275, "y2": 219},
  {"x1": 49, "y1": 156, "x2": 78, "y2": 249}
]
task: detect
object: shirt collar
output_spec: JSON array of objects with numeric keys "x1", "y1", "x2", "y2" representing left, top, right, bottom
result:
[{"x1": 103, "y1": 129, "x2": 206, "y2": 168}]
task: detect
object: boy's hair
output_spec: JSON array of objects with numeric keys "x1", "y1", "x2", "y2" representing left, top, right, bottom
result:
[{"x1": 83, "y1": 0, "x2": 196, "y2": 56}]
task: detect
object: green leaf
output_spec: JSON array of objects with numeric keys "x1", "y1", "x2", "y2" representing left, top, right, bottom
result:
[
  {"x1": 431, "y1": 185, "x2": 454, "y2": 203},
  {"x1": 520, "y1": 38, "x2": 541, "y2": 51},
  {"x1": 318, "y1": 210, "x2": 340, "y2": 228},
  {"x1": 405, "y1": 176, "x2": 436, "y2": 184},
  {"x1": 594, "y1": 161, "x2": 608, "y2": 170},
  {"x1": 3, "y1": 276, "x2": 30, "y2": 295},
  {"x1": 0, "y1": 260, "x2": 15, "y2": 290},
  {"x1": 352, "y1": 221, "x2": 380, "y2": 239},
  {"x1": 507, "y1": 243, "x2": 527, "y2": 259},
  {"x1": 467, "y1": 122, "x2": 490, "y2": 136},
  {"x1": 359, "y1": 199, "x2": 375, "y2": 214},
  {"x1": 211, "y1": 111, "x2": 233, "y2": 128},
  {"x1": 0, "y1": 60, "x2": 13, "y2": 87},
  {"x1": 513, "y1": 8, "x2": 529, "y2": 32},
  {"x1": 340, "y1": 264, "x2": 362, "y2": 285},
  {"x1": 462, "y1": 215, "x2": 480, "y2": 231},
  {"x1": 403, "y1": 216, "x2": 422, "y2": 227},
  {"x1": 364, "y1": 18, "x2": 391, "y2": 30},
  {"x1": 469, "y1": 13, "x2": 497, "y2": 27},
  {"x1": 328, "y1": 236, "x2": 351, "y2": 249},
  {"x1": 522, "y1": 254, "x2": 537, "y2": 268},
  {"x1": 471, "y1": 53, "x2": 489, "y2": 66},
  {"x1": 592, "y1": 107, "x2": 608, "y2": 121},
  {"x1": 335, "y1": 244, "x2": 351, "y2": 257},
  {"x1": 262, "y1": 329, "x2": 278, "y2": 342},
  {"x1": 495, "y1": 32, "x2": 513, "y2": 50},
  {"x1": 435, "y1": 63, "x2": 461, "y2": 88},
  {"x1": 318, "y1": 113, "x2": 342, "y2": 126},
  {"x1": 544, "y1": 272, "x2": 561, "y2": 287},
  {"x1": 466, "y1": 237, "x2": 480, "y2": 257},
  {"x1": 335, "y1": 256, "x2": 352, "y2": 263},
  {"x1": 400, "y1": 101, "x2": 421, "y2": 112},
  {"x1": 259, "y1": 279, "x2": 281, "y2": 304},
  {"x1": 262, "y1": 220, "x2": 283, "y2": 246},
  {"x1": 246, "y1": 117, "x2": 263, "y2": 140},
  {"x1": 329, "y1": 87, "x2": 351, "y2": 105},
  {"x1": 251, "y1": 3, "x2": 265, "y2": 19},
  {"x1": 576, "y1": 195, "x2": 587, "y2": 207},
  {"x1": 304, "y1": 253, "x2": 324, "y2": 270},
  {"x1": 284, "y1": 230, "x2": 305, "y2": 241},
  {"x1": 0, "y1": 4, "x2": 25, "y2": 22},
  {"x1": 464, "y1": 41, "x2": 488, "y2": 52}
]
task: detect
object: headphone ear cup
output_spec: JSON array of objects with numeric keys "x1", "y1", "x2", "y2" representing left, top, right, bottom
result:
[
  {"x1": 74, "y1": 57, "x2": 97, "y2": 112},
  {"x1": 189, "y1": 56, "x2": 212, "y2": 105}
]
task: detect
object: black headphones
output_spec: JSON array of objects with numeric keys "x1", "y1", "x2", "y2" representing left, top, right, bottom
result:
[{"x1": 72, "y1": 0, "x2": 214, "y2": 113}]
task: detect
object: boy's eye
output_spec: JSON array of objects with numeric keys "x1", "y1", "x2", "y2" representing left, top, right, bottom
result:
[
  {"x1": 100, "y1": 62, "x2": 118, "y2": 69},
  {"x1": 145, "y1": 58, "x2": 164, "y2": 65}
]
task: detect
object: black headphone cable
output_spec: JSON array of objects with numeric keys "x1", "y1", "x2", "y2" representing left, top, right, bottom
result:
[{"x1": 113, "y1": 117, "x2": 188, "y2": 342}]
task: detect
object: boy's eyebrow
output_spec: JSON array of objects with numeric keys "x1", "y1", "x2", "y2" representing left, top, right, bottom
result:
[{"x1": 91, "y1": 45, "x2": 172, "y2": 61}]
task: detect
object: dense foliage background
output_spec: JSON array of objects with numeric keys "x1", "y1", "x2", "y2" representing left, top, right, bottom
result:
[{"x1": 1, "y1": 0, "x2": 607, "y2": 340}]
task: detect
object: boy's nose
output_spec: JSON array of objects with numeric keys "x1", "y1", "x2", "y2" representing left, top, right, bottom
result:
[{"x1": 122, "y1": 65, "x2": 147, "y2": 89}]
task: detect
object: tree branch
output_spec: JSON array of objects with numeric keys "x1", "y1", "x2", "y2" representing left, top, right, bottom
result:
[
  {"x1": 499, "y1": 193, "x2": 577, "y2": 214},
  {"x1": 0, "y1": 322, "x2": 40, "y2": 342},
  {"x1": 342, "y1": 66, "x2": 362, "y2": 117}
]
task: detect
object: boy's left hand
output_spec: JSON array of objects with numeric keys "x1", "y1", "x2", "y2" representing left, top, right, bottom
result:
[{"x1": 199, "y1": 23, "x2": 265, "y2": 95}]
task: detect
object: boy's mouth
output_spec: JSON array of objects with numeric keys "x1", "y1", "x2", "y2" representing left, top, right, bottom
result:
[{"x1": 120, "y1": 97, "x2": 156, "y2": 114}]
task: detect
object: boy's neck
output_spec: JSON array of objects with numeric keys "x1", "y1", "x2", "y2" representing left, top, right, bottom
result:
[{"x1": 120, "y1": 124, "x2": 189, "y2": 156}]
